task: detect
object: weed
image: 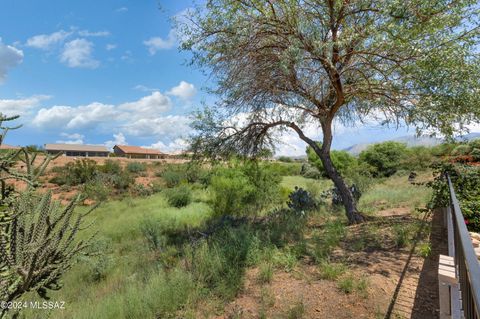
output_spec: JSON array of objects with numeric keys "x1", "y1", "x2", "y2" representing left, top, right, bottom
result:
[
  {"x1": 338, "y1": 275, "x2": 355, "y2": 294},
  {"x1": 417, "y1": 242, "x2": 432, "y2": 258},
  {"x1": 318, "y1": 261, "x2": 347, "y2": 280},
  {"x1": 287, "y1": 301, "x2": 305, "y2": 319},
  {"x1": 258, "y1": 262, "x2": 273, "y2": 283}
]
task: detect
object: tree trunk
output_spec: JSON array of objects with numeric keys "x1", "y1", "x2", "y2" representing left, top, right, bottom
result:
[
  {"x1": 317, "y1": 119, "x2": 364, "y2": 224},
  {"x1": 289, "y1": 119, "x2": 364, "y2": 224}
]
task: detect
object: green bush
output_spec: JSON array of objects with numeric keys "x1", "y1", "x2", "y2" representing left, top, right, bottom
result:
[
  {"x1": 469, "y1": 139, "x2": 480, "y2": 150},
  {"x1": 162, "y1": 170, "x2": 183, "y2": 188},
  {"x1": 402, "y1": 146, "x2": 434, "y2": 171},
  {"x1": 50, "y1": 158, "x2": 98, "y2": 185},
  {"x1": 165, "y1": 186, "x2": 192, "y2": 208},
  {"x1": 82, "y1": 180, "x2": 110, "y2": 201},
  {"x1": 472, "y1": 148, "x2": 480, "y2": 161},
  {"x1": 307, "y1": 143, "x2": 358, "y2": 177},
  {"x1": 451, "y1": 144, "x2": 472, "y2": 156},
  {"x1": 140, "y1": 217, "x2": 165, "y2": 251},
  {"x1": 209, "y1": 161, "x2": 281, "y2": 216},
  {"x1": 100, "y1": 159, "x2": 122, "y2": 175},
  {"x1": 277, "y1": 156, "x2": 293, "y2": 162},
  {"x1": 359, "y1": 141, "x2": 408, "y2": 177},
  {"x1": 127, "y1": 161, "x2": 147, "y2": 173}
]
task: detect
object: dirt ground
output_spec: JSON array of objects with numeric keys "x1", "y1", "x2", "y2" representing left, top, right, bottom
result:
[{"x1": 214, "y1": 209, "x2": 447, "y2": 319}]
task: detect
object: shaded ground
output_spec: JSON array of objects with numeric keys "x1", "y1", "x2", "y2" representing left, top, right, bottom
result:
[{"x1": 213, "y1": 208, "x2": 446, "y2": 319}]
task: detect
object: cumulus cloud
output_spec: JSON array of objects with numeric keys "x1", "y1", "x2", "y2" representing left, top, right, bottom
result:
[
  {"x1": 32, "y1": 103, "x2": 116, "y2": 129},
  {"x1": 0, "y1": 39, "x2": 23, "y2": 84},
  {"x1": 56, "y1": 132, "x2": 85, "y2": 144},
  {"x1": 167, "y1": 81, "x2": 197, "y2": 101},
  {"x1": 0, "y1": 95, "x2": 50, "y2": 116},
  {"x1": 148, "y1": 138, "x2": 189, "y2": 153},
  {"x1": 26, "y1": 30, "x2": 72, "y2": 50},
  {"x1": 104, "y1": 132, "x2": 127, "y2": 150},
  {"x1": 60, "y1": 38, "x2": 99, "y2": 68},
  {"x1": 122, "y1": 115, "x2": 191, "y2": 137},
  {"x1": 78, "y1": 30, "x2": 110, "y2": 37},
  {"x1": 143, "y1": 30, "x2": 176, "y2": 54},
  {"x1": 119, "y1": 91, "x2": 171, "y2": 116}
]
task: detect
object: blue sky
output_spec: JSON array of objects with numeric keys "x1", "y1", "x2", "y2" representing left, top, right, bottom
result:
[{"x1": 0, "y1": 0, "x2": 438, "y2": 156}]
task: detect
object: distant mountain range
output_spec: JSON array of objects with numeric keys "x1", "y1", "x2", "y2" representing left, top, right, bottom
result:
[{"x1": 343, "y1": 133, "x2": 480, "y2": 155}]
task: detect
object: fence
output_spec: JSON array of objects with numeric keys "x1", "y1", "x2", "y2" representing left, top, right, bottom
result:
[{"x1": 441, "y1": 175, "x2": 480, "y2": 318}]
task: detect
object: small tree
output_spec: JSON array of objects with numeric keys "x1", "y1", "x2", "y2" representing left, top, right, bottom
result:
[
  {"x1": 180, "y1": 0, "x2": 480, "y2": 223},
  {"x1": 0, "y1": 114, "x2": 93, "y2": 318},
  {"x1": 359, "y1": 141, "x2": 408, "y2": 177}
]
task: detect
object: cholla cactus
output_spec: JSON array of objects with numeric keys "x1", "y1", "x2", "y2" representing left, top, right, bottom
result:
[
  {"x1": 0, "y1": 113, "x2": 93, "y2": 318},
  {"x1": 0, "y1": 192, "x2": 95, "y2": 311}
]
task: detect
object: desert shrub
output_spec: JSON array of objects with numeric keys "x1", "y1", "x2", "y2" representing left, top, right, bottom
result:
[
  {"x1": 82, "y1": 180, "x2": 110, "y2": 201},
  {"x1": 402, "y1": 146, "x2": 435, "y2": 171},
  {"x1": 263, "y1": 162, "x2": 302, "y2": 176},
  {"x1": 451, "y1": 144, "x2": 472, "y2": 156},
  {"x1": 165, "y1": 186, "x2": 192, "y2": 208},
  {"x1": 130, "y1": 184, "x2": 154, "y2": 197},
  {"x1": 162, "y1": 170, "x2": 183, "y2": 188},
  {"x1": 51, "y1": 158, "x2": 98, "y2": 185},
  {"x1": 140, "y1": 217, "x2": 165, "y2": 251},
  {"x1": 307, "y1": 144, "x2": 358, "y2": 177},
  {"x1": 278, "y1": 156, "x2": 293, "y2": 162},
  {"x1": 300, "y1": 163, "x2": 322, "y2": 179},
  {"x1": 99, "y1": 159, "x2": 122, "y2": 175},
  {"x1": 80, "y1": 237, "x2": 114, "y2": 282},
  {"x1": 469, "y1": 139, "x2": 480, "y2": 149},
  {"x1": 431, "y1": 143, "x2": 457, "y2": 156},
  {"x1": 428, "y1": 163, "x2": 480, "y2": 231},
  {"x1": 472, "y1": 148, "x2": 480, "y2": 161},
  {"x1": 127, "y1": 161, "x2": 147, "y2": 173},
  {"x1": 359, "y1": 141, "x2": 408, "y2": 177},
  {"x1": 209, "y1": 161, "x2": 281, "y2": 216}
]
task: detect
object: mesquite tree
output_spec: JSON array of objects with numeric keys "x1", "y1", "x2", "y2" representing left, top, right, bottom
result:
[{"x1": 180, "y1": 0, "x2": 480, "y2": 223}]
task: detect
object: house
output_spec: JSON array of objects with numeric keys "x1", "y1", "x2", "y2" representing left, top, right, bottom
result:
[
  {"x1": 45, "y1": 144, "x2": 109, "y2": 157},
  {"x1": 113, "y1": 145, "x2": 165, "y2": 159},
  {"x1": 0, "y1": 144, "x2": 21, "y2": 150}
]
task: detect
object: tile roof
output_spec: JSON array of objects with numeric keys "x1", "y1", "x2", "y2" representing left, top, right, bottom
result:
[
  {"x1": 45, "y1": 144, "x2": 109, "y2": 152},
  {"x1": 0, "y1": 144, "x2": 21, "y2": 150},
  {"x1": 114, "y1": 145, "x2": 165, "y2": 155}
]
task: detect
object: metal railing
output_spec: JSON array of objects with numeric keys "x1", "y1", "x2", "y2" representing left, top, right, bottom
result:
[{"x1": 446, "y1": 174, "x2": 480, "y2": 318}]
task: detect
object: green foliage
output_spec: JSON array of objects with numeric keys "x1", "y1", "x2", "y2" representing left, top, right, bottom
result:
[
  {"x1": 258, "y1": 262, "x2": 273, "y2": 283},
  {"x1": 140, "y1": 217, "x2": 165, "y2": 251},
  {"x1": 471, "y1": 148, "x2": 480, "y2": 161},
  {"x1": 209, "y1": 161, "x2": 281, "y2": 216},
  {"x1": 403, "y1": 146, "x2": 435, "y2": 171},
  {"x1": 161, "y1": 170, "x2": 183, "y2": 188},
  {"x1": 126, "y1": 161, "x2": 147, "y2": 173},
  {"x1": 451, "y1": 144, "x2": 472, "y2": 156},
  {"x1": 277, "y1": 156, "x2": 293, "y2": 163},
  {"x1": 51, "y1": 159, "x2": 98, "y2": 186},
  {"x1": 359, "y1": 142, "x2": 408, "y2": 177},
  {"x1": 428, "y1": 163, "x2": 480, "y2": 231},
  {"x1": 99, "y1": 159, "x2": 122, "y2": 175},
  {"x1": 469, "y1": 139, "x2": 480, "y2": 150},
  {"x1": 318, "y1": 261, "x2": 347, "y2": 280},
  {"x1": 310, "y1": 220, "x2": 346, "y2": 262},
  {"x1": 165, "y1": 186, "x2": 192, "y2": 208},
  {"x1": 307, "y1": 144, "x2": 358, "y2": 177},
  {"x1": 287, "y1": 187, "x2": 317, "y2": 213}
]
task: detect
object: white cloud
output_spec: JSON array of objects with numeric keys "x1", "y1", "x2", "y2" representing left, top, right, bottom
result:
[
  {"x1": 143, "y1": 30, "x2": 176, "y2": 54},
  {"x1": 119, "y1": 91, "x2": 171, "y2": 116},
  {"x1": 106, "y1": 43, "x2": 117, "y2": 51},
  {"x1": 60, "y1": 38, "x2": 99, "y2": 68},
  {"x1": 116, "y1": 7, "x2": 128, "y2": 12},
  {"x1": 0, "y1": 39, "x2": 23, "y2": 84},
  {"x1": 122, "y1": 115, "x2": 191, "y2": 137},
  {"x1": 104, "y1": 132, "x2": 127, "y2": 150},
  {"x1": 0, "y1": 95, "x2": 50, "y2": 116},
  {"x1": 167, "y1": 81, "x2": 197, "y2": 101},
  {"x1": 148, "y1": 138, "x2": 189, "y2": 153},
  {"x1": 56, "y1": 132, "x2": 85, "y2": 144},
  {"x1": 26, "y1": 30, "x2": 71, "y2": 50},
  {"x1": 32, "y1": 102, "x2": 116, "y2": 129},
  {"x1": 78, "y1": 30, "x2": 110, "y2": 37}
]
